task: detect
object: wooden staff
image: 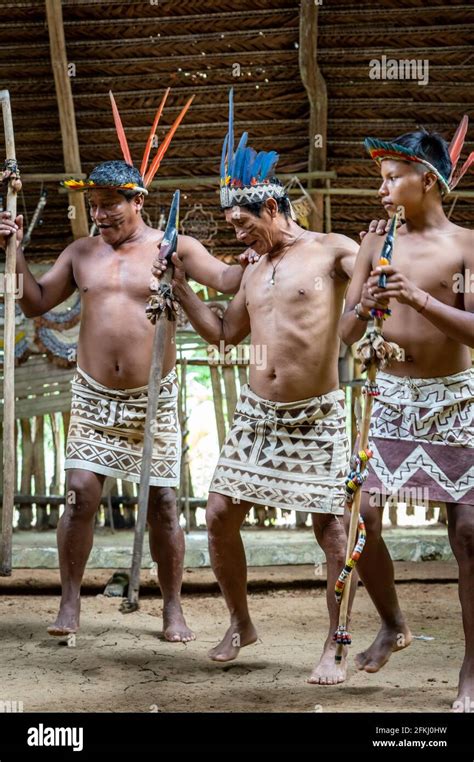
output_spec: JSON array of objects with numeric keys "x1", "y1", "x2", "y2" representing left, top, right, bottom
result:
[
  {"x1": 335, "y1": 211, "x2": 400, "y2": 663},
  {"x1": 121, "y1": 190, "x2": 180, "y2": 613},
  {"x1": 0, "y1": 90, "x2": 20, "y2": 576},
  {"x1": 334, "y1": 371, "x2": 374, "y2": 663}
]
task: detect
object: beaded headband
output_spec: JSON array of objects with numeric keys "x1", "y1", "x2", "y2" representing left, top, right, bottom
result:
[{"x1": 364, "y1": 116, "x2": 473, "y2": 196}]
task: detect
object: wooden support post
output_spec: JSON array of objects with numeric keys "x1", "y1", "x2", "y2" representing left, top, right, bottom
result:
[
  {"x1": 324, "y1": 179, "x2": 332, "y2": 233},
  {"x1": 18, "y1": 419, "x2": 33, "y2": 530},
  {"x1": 102, "y1": 477, "x2": 117, "y2": 532},
  {"x1": 0, "y1": 89, "x2": 19, "y2": 574},
  {"x1": 0, "y1": 421, "x2": 3, "y2": 524},
  {"x1": 33, "y1": 416, "x2": 47, "y2": 530},
  {"x1": 48, "y1": 412, "x2": 61, "y2": 528},
  {"x1": 180, "y1": 358, "x2": 191, "y2": 534},
  {"x1": 121, "y1": 479, "x2": 137, "y2": 529},
  {"x1": 222, "y1": 365, "x2": 238, "y2": 421},
  {"x1": 389, "y1": 498, "x2": 398, "y2": 526},
  {"x1": 210, "y1": 365, "x2": 226, "y2": 449},
  {"x1": 45, "y1": 0, "x2": 88, "y2": 239},
  {"x1": 61, "y1": 410, "x2": 70, "y2": 456},
  {"x1": 299, "y1": 1, "x2": 327, "y2": 232},
  {"x1": 237, "y1": 364, "x2": 248, "y2": 390}
]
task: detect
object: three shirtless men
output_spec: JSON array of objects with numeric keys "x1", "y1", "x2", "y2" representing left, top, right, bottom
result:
[{"x1": 1, "y1": 96, "x2": 472, "y2": 709}]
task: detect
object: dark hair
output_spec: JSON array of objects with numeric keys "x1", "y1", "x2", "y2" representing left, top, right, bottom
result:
[
  {"x1": 392, "y1": 130, "x2": 452, "y2": 185},
  {"x1": 243, "y1": 178, "x2": 291, "y2": 219},
  {"x1": 88, "y1": 160, "x2": 145, "y2": 200},
  {"x1": 245, "y1": 194, "x2": 291, "y2": 220}
]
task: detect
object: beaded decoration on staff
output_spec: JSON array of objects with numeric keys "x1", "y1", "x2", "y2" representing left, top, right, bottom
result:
[{"x1": 334, "y1": 210, "x2": 403, "y2": 664}]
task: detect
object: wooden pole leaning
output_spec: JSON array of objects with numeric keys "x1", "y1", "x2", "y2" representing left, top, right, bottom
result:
[{"x1": 0, "y1": 90, "x2": 20, "y2": 575}]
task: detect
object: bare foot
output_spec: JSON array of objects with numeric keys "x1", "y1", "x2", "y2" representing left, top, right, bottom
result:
[
  {"x1": 47, "y1": 598, "x2": 80, "y2": 637},
  {"x1": 162, "y1": 603, "x2": 195, "y2": 643},
  {"x1": 355, "y1": 623, "x2": 412, "y2": 673},
  {"x1": 307, "y1": 640, "x2": 347, "y2": 685},
  {"x1": 208, "y1": 620, "x2": 258, "y2": 662},
  {"x1": 452, "y1": 659, "x2": 474, "y2": 713}
]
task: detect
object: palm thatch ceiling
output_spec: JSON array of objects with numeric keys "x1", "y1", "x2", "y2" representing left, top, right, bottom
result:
[{"x1": 1, "y1": 0, "x2": 473, "y2": 263}]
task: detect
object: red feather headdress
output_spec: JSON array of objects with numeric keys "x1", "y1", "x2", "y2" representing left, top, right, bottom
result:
[{"x1": 63, "y1": 90, "x2": 194, "y2": 194}]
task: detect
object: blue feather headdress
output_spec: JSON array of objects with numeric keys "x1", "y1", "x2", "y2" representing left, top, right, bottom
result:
[{"x1": 220, "y1": 88, "x2": 286, "y2": 208}]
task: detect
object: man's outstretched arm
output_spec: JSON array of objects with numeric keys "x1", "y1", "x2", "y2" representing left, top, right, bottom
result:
[
  {"x1": 154, "y1": 233, "x2": 258, "y2": 295},
  {"x1": 0, "y1": 211, "x2": 77, "y2": 318},
  {"x1": 170, "y1": 250, "x2": 251, "y2": 346}
]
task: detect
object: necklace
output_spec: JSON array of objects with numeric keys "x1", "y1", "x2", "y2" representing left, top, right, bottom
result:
[{"x1": 269, "y1": 231, "x2": 306, "y2": 285}]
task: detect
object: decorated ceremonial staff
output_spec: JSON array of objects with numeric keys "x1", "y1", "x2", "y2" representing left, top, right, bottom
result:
[
  {"x1": 334, "y1": 211, "x2": 402, "y2": 664},
  {"x1": 334, "y1": 114, "x2": 474, "y2": 664}
]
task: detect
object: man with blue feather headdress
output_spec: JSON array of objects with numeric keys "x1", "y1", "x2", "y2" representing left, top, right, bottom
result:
[{"x1": 167, "y1": 89, "x2": 359, "y2": 683}]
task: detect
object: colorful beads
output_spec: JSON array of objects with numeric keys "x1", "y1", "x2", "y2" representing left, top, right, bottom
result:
[
  {"x1": 335, "y1": 519, "x2": 367, "y2": 604},
  {"x1": 333, "y1": 625, "x2": 352, "y2": 647},
  {"x1": 363, "y1": 379, "x2": 379, "y2": 397},
  {"x1": 344, "y1": 449, "x2": 373, "y2": 503},
  {"x1": 370, "y1": 307, "x2": 392, "y2": 320}
]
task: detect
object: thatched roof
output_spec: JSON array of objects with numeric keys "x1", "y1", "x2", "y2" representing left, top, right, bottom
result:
[
  {"x1": 322, "y1": 0, "x2": 474, "y2": 234},
  {"x1": 1, "y1": 0, "x2": 473, "y2": 263}
]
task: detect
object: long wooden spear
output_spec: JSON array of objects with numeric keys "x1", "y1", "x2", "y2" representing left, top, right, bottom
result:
[
  {"x1": 120, "y1": 190, "x2": 180, "y2": 613},
  {"x1": 334, "y1": 210, "x2": 402, "y2": 662},
  {"x1": 0, "y1": 90, "x2": 21, "y2": 576}
]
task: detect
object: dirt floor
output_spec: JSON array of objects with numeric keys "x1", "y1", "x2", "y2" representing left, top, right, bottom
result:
[{"x1": 0, "y1": 564, "x2": 463, "y2": 714}]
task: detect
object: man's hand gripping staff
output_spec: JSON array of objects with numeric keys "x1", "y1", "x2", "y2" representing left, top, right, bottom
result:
[{"x1": 147, "y1": 191, "x2": 181, "y2": 324}]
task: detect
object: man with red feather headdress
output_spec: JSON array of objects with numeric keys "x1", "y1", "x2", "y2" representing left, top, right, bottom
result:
[{"x1": 0, "y1": 90, "x2": 251, "y2": 643}]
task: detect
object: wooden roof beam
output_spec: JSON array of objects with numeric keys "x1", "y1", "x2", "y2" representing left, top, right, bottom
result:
[
  {"x1": 299, "y1": 0, "x2": 327, "y2": 232},
  {"x1": 45, "y1": 0, "x2": 88, "y2": 239}
]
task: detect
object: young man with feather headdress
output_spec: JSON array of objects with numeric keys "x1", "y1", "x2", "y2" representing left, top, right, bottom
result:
[{"x1": 339, "y1": 120, "x2": 474, "y2": 711}]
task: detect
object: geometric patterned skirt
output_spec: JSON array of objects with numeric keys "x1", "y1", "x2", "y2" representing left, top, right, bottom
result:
[
  {"x1": 64, "y1": 365, "x2": 181, "y2": 487},
  {"x1": 210, "y1": 384, "x2": 350, "y2": 514},
  {"x1": 362, "y1": 368, "x2": 474, "y2": 506}
]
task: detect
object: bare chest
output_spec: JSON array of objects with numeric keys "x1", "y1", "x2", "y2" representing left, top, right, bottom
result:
[
  {"x1": 245, "y1": 251, "x2": 345, "y2": 317},
  {"x1": 372, "y1": 239, "x2": 464, "y2": 296},
  {"x1": 73, "y1": 245, "x2": 157, "y2": 303}
]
